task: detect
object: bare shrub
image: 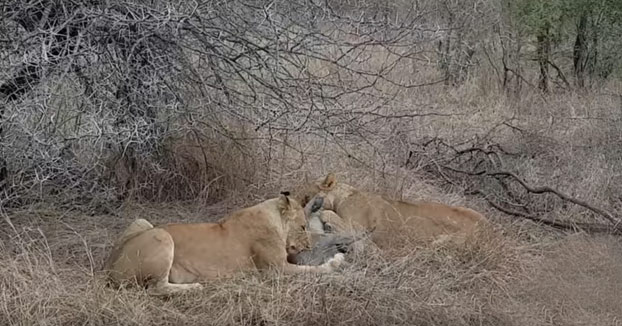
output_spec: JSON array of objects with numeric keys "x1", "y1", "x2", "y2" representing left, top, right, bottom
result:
[
  {"x1": 0, "y1": 0, "x2": 435, "y2": 211},
  {"x1": 104, "y1": 130, "x2": 264, "y2": 204}
]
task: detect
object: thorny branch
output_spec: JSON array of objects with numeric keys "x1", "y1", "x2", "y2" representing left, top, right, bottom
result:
[{"x1": 412, "y1": 136, "x2": 622, "y2": 234}]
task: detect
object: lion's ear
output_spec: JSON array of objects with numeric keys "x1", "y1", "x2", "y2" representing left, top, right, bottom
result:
[
  {"x1": 320, "y1": 173, "x2": 337, "y2": 190},
  {"x1": 278, "y1": 192, "x2": 292, "y2": 215}
]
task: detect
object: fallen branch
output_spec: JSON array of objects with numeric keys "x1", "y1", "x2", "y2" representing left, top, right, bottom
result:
[
  {"x1": 436, "y1": 153, "x2": 620, "y2": 227},
  {"x1": 480, "y1": 192, "x2": 622, "y2": 235},
  {"x1": 486, "y1": 171, "x2": 620, "y2": 226},
  {"x1": 417, "y1": 140, "x2": 622, "y2": 235}
]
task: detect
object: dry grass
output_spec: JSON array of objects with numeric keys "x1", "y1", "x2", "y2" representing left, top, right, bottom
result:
[
  {"x1": 1, "y1": 187, "x2": 621, "y2": 325},
  {"x1": 3, "y1": 78, "x2": 622, "y2": 325},
  {"x1": 2, "y1": 3, "x2": 622, "y2": 325},
  {"x1": 2, "y1": 33, "x2": 622, "y2": 326},
  {"x1": 104, "y1": 130, "x2": 274, "y2": 205}
]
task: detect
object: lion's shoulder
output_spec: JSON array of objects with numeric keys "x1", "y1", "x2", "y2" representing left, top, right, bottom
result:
[{"x1": 223, "y1": 198, "x2": 284, "y2": 227}]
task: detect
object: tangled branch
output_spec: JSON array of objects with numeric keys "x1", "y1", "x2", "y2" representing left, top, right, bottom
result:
[{"x1": 410, "y1": 136, "x2": 622, "y2": 235}]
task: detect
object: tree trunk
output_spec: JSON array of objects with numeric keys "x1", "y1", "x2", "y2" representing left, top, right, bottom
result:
[
  {"x1": 574, "y1": 12, "x2": 588, "y2": 88},
  {"x1": 536, "y1": 24, "x2": 550, "y2": 93},
  {"x1": 588, "y1": 15, "x2": 599, "y2": 81},
  {"x1": 438, "y1": 37, "x2": 452, "y2": 86}
]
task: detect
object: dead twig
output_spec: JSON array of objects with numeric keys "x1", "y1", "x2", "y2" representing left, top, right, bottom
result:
[
  {"x1": 475, "y1": 189, "x2": 622, "y2": 235},
  {"x1": 416, "y1": 137, "x2": 622, "y2": 235},
  {"x1": 485, "y1": 171, "x2": 620, "y2": 227}
]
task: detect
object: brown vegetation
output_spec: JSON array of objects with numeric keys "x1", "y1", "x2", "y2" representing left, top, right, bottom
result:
[
  {"x1": 1, "y1": 0, "x2": 622, "y2": 325},
  {"x1": 1, "y1": 202, "x2": 621, "y2": 325}
]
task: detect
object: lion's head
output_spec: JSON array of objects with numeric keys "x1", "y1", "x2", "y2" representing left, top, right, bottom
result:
[
  {"x1": 294, "y1": 173, "x2": 345, "y2": 211},
  {"x1": 278, "y1": 192, "x2": 312, "y2": 256}
]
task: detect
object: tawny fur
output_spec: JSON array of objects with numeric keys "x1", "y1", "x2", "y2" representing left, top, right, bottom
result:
[
  {"x1": 103, "y1": 194, "x2": 344, "y2": 296},
  {"x1": 294, "y1": 173, "x2": 488, "y2": 249}
]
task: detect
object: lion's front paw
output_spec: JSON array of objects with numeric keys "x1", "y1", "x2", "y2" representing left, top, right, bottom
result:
[
  {"x1": 189, "y1": 283, "x2": 204, "y2": 291},
  {"x1": 327, "y1": 253, "x2": 345, "y2": 269}
]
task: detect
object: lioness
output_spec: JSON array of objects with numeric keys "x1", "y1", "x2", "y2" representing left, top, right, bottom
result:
[
  {"x1": 295, "y1": 173, "x2": 488, "y2": 248},
  {"x1": 103, "y1": 193, "x2": 344, "y2": 296}
]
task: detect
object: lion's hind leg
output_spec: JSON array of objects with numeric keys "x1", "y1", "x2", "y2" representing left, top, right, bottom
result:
[
  {"x1": 105, "y1": 227, "x2": 202, "y2": 296},
  {"x1": 104, "y1": 219, "x2": 157, "y2": 283},
  {"x1": 133, "y1": 228, "x2": 202, "y2": 296}
]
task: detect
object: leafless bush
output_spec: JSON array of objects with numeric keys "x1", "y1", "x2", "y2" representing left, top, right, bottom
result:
[
  {"x1": 2, "y1": 0, "x2": 619, "y2": 215},
  {"x1": 0, "y1": 0, "x2": 439, "y2": 210}
]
